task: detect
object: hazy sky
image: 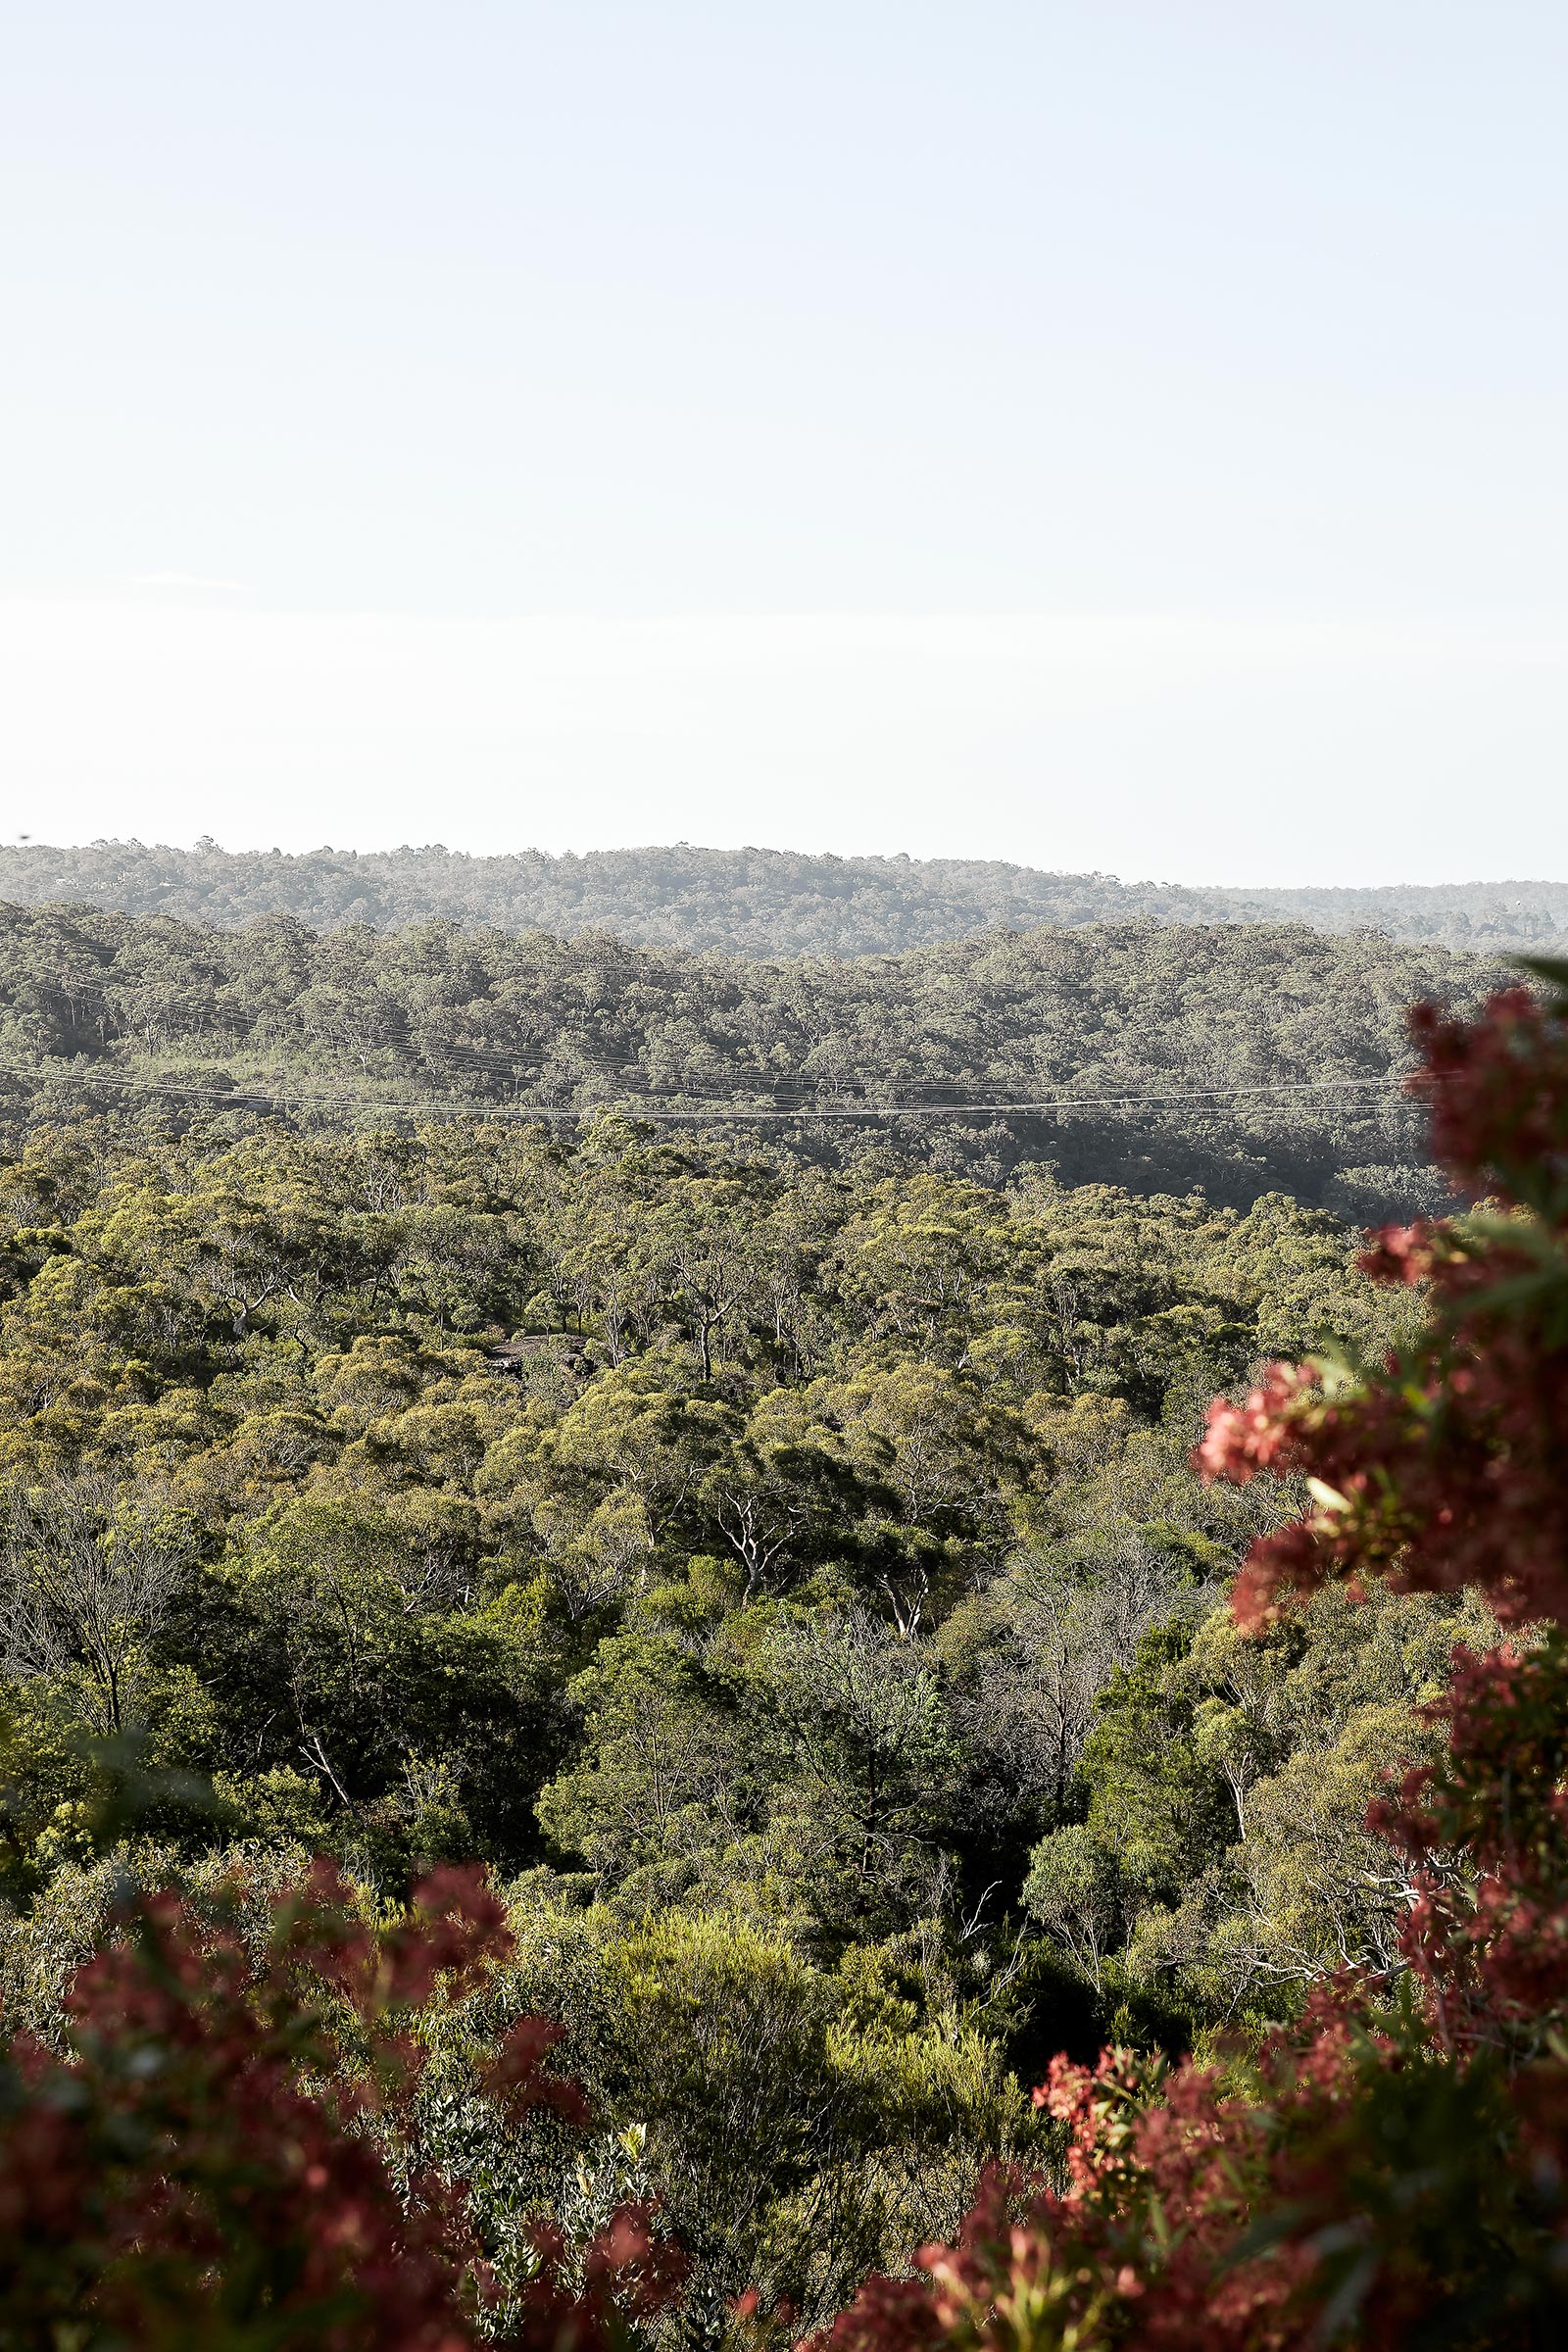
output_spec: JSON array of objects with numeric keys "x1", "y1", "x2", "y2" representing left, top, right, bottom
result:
[{"x1": 3, "y1": 3, "x2": 1565, "y2": 881}]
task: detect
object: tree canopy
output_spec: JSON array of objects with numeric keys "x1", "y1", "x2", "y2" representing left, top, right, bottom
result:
[
  {"x1": 0, "y1": 901, "x2": 1502, "y2": 1214},
  {"x1": 2, "y1": 952, "x2": 1565, "y2": 2344}
]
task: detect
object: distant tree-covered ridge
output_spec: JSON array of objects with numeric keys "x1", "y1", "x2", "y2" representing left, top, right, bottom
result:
[
  {"x1": 0, "y1": 838, "x2": 1562, "y2": 956},
  {"x1": 0, "y1": 902, "x2": 1500, "y2": 1216}
]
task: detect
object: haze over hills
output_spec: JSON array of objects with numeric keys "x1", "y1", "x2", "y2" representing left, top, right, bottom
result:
[{"x1": 1, "y1": 839, "x2": 1563, "y2": 958}]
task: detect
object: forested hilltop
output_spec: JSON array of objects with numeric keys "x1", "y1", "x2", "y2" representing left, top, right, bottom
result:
[
  {"x1": 1, "y1": 839, "x2": 1563, "y2": 956},
  {"x1": 0, "y1": 903, "x2": 1498, "y2": 1216}
]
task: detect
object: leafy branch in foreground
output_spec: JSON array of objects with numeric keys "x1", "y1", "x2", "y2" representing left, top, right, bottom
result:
[{"x1": 0, "y1": 1859, "x2": 683, "y2": 2350}]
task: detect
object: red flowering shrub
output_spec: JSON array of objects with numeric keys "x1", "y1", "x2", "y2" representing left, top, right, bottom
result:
[
  {"x1": 814, "y1": 969, "x2": 1568, "y2": 2349},
  {"x1": 0, "y1": 1858, "x2": 683, "y2": 2350},
  {"x1": 1195, "y1": 983, "x2": 1568, "y2": 1635}
]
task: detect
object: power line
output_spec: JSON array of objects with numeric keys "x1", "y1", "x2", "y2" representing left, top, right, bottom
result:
[
  {"x1": 0, "y1": 1057, "x2": 1428, "y2": 1124},
  {"x1": 5, "y1": 975, "x2": 1439, "y2": 1114}
]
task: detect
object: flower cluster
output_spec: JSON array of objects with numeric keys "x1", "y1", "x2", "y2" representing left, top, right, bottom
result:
[{"x1": 1408, "y1": 984, "x2": 1568, "y2": 1221}]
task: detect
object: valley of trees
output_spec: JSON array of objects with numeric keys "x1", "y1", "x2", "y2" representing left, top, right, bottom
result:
[
  {"x1": 1, "y1": 838, "x2": 1564, "y2": 956},
  {"x1": 1, "y1": 917, "x2": 1565, "y2": 2347},
  {"x1": 0, "y1": 901, "x2": 1498, "y2": 1215},
  {"x1": 0, "y1": 1091, "x2": 1472, "y2": 2325}
]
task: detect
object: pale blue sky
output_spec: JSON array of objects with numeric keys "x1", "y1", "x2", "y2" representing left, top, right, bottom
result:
[{"x1": 3, "y1": 3, "x2": 1565, "y2": 880}]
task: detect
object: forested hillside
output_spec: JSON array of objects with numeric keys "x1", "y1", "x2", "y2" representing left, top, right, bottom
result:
[
  {"x1": 0, "y1": 903, "x2": 1496, "y2": 1216},
  {"x1": 4, "y1": 941, "x2": 1567, "y2": 2342},
  {"x1": 1, "y1": 839, "x2": 1563, "y2": 956},
  {"x1": 0, "y1": 1109, "x2": 1453, "y2": 2316}
]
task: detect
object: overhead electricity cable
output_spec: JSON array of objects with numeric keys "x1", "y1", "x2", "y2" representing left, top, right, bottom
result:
[
  {"x1": 4, "y1": 989, "x2": 1429, "y2": 1113},
  {"x1": 0, "y1": 1057, "x2": 1429, "y2": 1123},
  {"x1": 5, "y1": 980, "x2": 1445, "y2": 1120}
]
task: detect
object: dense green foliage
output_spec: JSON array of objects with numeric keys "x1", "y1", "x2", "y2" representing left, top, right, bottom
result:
[
  {"x1": 2, "y1": 840, "x2": 1564, "y2": 956},
  {"x1": 810, "y1": 959, "x2": 1568, "y2": 2349},
  {"x1": 0, "y1": 1095, "x2": 1466, "y2": 2315},
  {"x1": 7, "y1": 963, "x2": 1564, "y2": 2346},
  {"x1": 0, "y1": 902, "x2": 1495, "y2": 1213}
]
